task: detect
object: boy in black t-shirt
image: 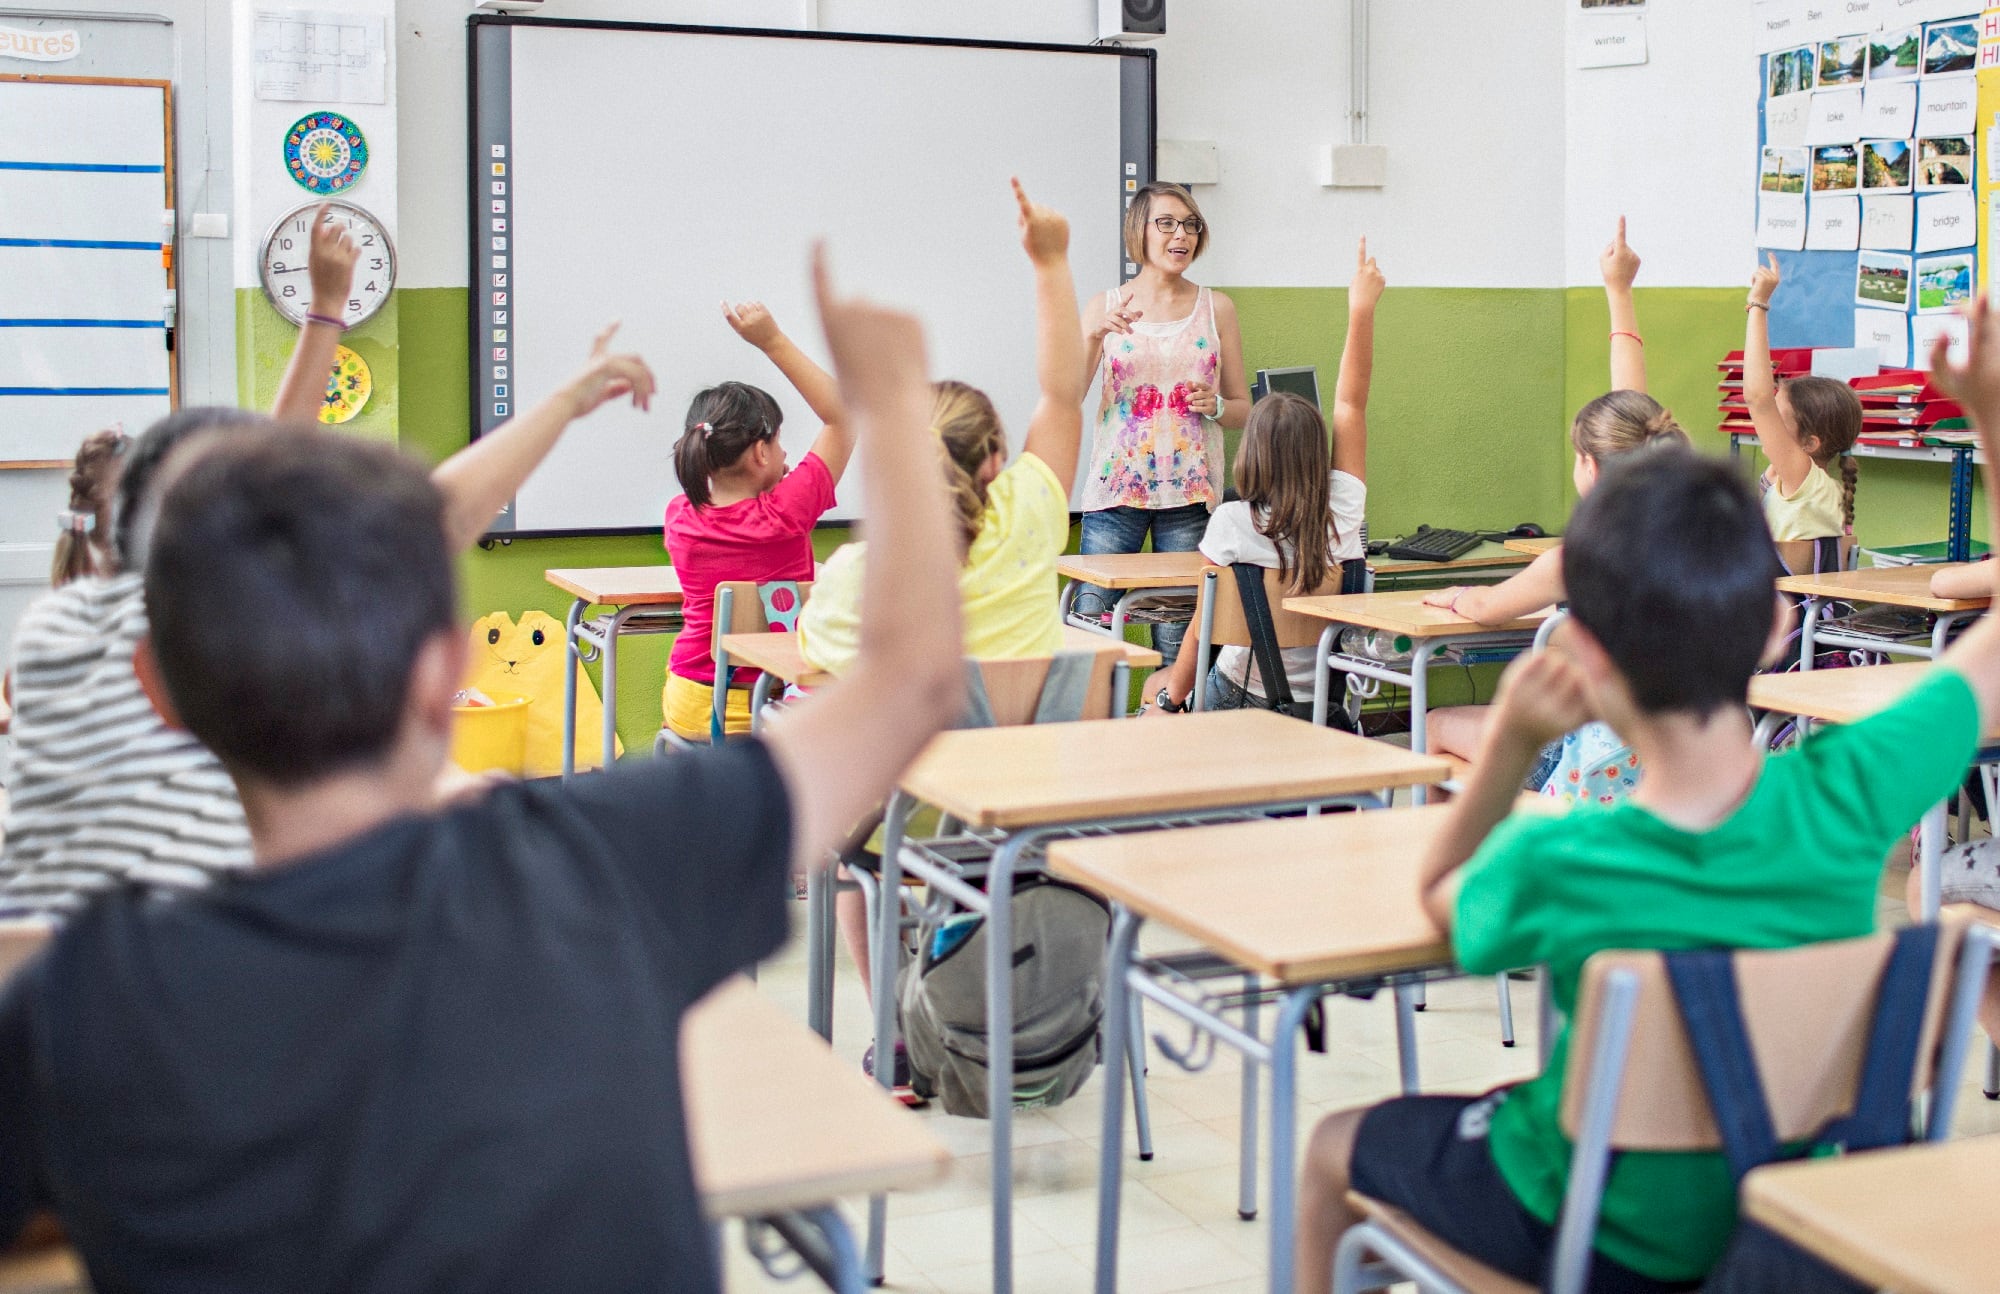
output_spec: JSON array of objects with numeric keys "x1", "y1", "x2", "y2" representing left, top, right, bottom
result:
[{"x1": 0, "y1": 207, "x2": 1011, "y2": 1289}]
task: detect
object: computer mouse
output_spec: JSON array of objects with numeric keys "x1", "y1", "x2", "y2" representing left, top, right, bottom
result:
[{"x1": 1507, "y1": 523, "x2": 1547, "y2": 539}]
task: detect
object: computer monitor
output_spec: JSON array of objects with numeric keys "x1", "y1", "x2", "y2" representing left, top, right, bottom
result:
[{"x1": 1252, "y1": 366, "x2": 1320, "y2": 407}]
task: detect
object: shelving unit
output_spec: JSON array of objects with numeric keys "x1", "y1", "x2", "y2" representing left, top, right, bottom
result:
[{"x1": 1726, "y1": 431, "x2": 1978, "y2": 563}]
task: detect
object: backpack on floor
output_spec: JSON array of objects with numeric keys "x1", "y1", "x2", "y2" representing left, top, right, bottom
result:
[{"x1": 897, "y1": 876, "x2": 1111, "y2": 1119}]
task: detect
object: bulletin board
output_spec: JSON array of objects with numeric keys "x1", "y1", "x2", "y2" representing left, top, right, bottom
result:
[
  {"x1": 1753, "y1": 3, "x2": 1982, "y2": 363},
  {"x1": 0, "y1": 75, "x2": 176, "y2": 466},
  {"x1": 1752, "y1": 5, "x2": 1984, "y2": 364}
]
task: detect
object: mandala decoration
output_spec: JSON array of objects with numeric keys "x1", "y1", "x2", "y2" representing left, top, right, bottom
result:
[
  {"x1": 318, "y1": 345, "x2": 372, "y2": 425},
  {"x1": 284, "y1": 112, "x2": 369, "y2": 193}
]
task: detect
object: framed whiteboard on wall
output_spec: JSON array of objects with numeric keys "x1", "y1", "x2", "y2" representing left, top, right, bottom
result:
[
  {"x1": 468, "y1": 16, "x2": 1154, "y2": 537},
  {"x1": 0, "y1": 76, "x2": 175, "y2": 467}
]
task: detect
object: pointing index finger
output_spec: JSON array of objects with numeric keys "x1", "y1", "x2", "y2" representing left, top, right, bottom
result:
[{"x1": 1615, "y1": 215, "x2": 1626, "y2": 246}]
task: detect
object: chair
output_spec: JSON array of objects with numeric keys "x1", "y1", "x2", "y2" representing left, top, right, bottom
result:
[
  {"x1": 1333, "y1": 916, "x2": 1994, "y2": 1294},
  {"x1": 1185, "y1": 563, "x2": 1351, "y2": 720},
  {"x1": 653, "y1": 579, "x2": 812, "y2": 755},
  {"x1": 1775, "y1": 535, "x2": 1857, "y2": 579}
]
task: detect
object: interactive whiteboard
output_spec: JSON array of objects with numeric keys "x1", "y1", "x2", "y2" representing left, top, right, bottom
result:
[{"x1": 470, "y1": 16, "x2": 1153, "y2": 535}]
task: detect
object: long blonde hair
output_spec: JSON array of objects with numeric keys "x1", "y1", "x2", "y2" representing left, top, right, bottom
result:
[
  {"x1": 931, "y1": 380, "x2": 1007, "y2": 557},
  {"x1": 1233, "y1": 392, "x2": 1332, "y2": 595}
]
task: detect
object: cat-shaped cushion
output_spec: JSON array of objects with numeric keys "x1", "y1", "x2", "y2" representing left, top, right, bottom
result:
[{"x1": 464, "y1": 610, "x2": 623, "y2": 775}]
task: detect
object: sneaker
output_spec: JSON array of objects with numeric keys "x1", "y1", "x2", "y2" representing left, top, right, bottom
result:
[{"x1": 861, "y1": 1041, "x2": 926, "y2": 1108}]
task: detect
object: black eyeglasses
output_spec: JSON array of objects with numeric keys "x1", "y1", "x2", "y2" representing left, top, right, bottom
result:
[{"x1": 1152, "y1": 216, "x2": 1204, "y2": 236}]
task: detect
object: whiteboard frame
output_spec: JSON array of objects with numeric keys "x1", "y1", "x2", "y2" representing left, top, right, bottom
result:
[
  {"x1": 465, "y1": 13, "x2": 1156, "y2": 539},
  {"x1": 0, "y1": 73, "x2": 177, "y2": 469}
]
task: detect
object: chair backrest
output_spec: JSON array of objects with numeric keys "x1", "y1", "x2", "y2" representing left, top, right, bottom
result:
[
  {"x1": 1560, "y1": 919, "x2": 1968, "y2": 1151},
  {"x1": 1775, "y1": 535, "x2": 1857, "y2": 578},
  {"x1": 1197, "y1": 563, "x2": 1343, "y2": 651},
  {"x1": 968, "y1": 645, "x2": 1127, "y2": 727},
  {"x1": 711, "y1": 579, "x2": 814, "y2": 656}
]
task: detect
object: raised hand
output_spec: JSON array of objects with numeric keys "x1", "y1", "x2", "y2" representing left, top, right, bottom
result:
[
  {"x1": 722, "y1": 299, "x2": 783, "y2": 351},
  {"x1": 1488, "y1": 648, "x2": 1594, "y2": 750},
  {"x1": 811, "y1": 245, "x2": 930, "y2": 417},
  {"x1": 1350, "y1": 236, "x2": 1385, "y2": 312},
  {"x1": 1014, "y1": 177, "x2": 1070, "y2": 267},
  {"x1": 307, "y1": 203, "x2": 360, "y2": 316},
  {"x1": 563, "y1": 322, "x2": 656, "y2": 418},
  {"x1": 1928, "y1": 297, "x2": 2000, "y2": 420},
  {"x1": 1599, "y1": 216, "x2": 1640, "y2": 291},
  {"x1": 1749, "y1": 251, "x2": 1782, "y2": 309}
]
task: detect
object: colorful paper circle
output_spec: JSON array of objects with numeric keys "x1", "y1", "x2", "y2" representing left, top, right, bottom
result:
[
  {"x1": 319, "y1": 345, "x2": 372, "y2": 425},
  {"x1": 284, "y1": 112, "x2": 369, "y2": 193}
]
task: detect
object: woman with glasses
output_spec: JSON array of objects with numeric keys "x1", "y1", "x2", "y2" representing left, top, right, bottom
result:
[{"x1": 1074, "y1": 181, "x2": 1248, "y2": 660}]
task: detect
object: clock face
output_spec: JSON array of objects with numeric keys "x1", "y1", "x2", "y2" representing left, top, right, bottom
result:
[{"x1": 259, "y1": 201, "x2": 396, "y2": 328}]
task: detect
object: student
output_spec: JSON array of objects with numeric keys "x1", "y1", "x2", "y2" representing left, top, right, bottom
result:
[
  {"x1": 1744, "y1": 253, "x2": 1863, "y2": 570},
  {"x1": 51, "y1": 428, "x2": 128, "y2": 587},
  {"x1": 1293, "y1": 419, "x2": 2000, "y2": 1292},
  {"x1": 1070, "y1": 181, "x2": 1250, "y2": 662},
  {"x1": 1421, "y1": 221, "x2": 1686, "y2": 781},
  {"x1": 662, "y1": 302, "x2": 852, "y2": 742},
  {"x1": 796, "y1": 179, "x2": 1083, "y2": 1028},
  {"x1": 0, "y1": 211, "x2": 651, "y2": 924},
  {"x1": 0, "y1": 251, "x2": 965, "y2": 1291},
  {"x1": 1143, "y1": 238, "x2": 1381, "y2": 715}
]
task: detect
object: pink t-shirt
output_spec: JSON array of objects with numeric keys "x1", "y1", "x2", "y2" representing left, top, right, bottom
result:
[{"x1": 665, "y1": 451, "x2": 835, "y2": 684}]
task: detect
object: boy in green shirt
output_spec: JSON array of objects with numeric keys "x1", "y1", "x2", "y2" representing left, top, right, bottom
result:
[{"x1": 1294, "y1": 304, "x2": 2000, "y2": 1293}]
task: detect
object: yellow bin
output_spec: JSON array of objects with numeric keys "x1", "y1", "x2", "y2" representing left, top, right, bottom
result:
[{"x1": 450, "y1": 694, "x2": 531, "y2": 775}]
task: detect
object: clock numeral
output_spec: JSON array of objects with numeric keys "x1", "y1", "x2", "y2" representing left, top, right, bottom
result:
[
  {"x1": 370, "y1": 259, "x2": 384, "y2": 270},
  {"x1": 361, "y1": 235, "x2": 376, "y2": 246},
  {"x1": 364, "y1": 281, "x2": 378, "y2": 293},
  {"x1": 281, "y1": 285, "x2": 296, "y2": 298},
  {"x1": 349, "y1": 298, "x2": 361, "y2": 312},
  {"x1": 279, "y1": 238, "x2": 294, "y2": 251},
  {"x1": 270, "y1": 262, "x2": 287, "y2": 273}
]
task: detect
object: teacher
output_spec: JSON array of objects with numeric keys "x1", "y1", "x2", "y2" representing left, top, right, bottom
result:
[{"x1": 1075, "y1": 181, "x2": 1248, "y2": 659}]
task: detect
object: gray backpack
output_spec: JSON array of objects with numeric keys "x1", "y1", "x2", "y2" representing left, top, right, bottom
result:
[
  {"x1": 897, "y1": 877, "x2": 1111, "y2": 1118},
  {"x1": 894, "y1": 652, "x2": 1113, "y2": 1118}
]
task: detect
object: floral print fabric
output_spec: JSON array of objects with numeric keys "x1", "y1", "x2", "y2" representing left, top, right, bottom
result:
[{"x1": 1084, "y1": 287, "x2": 1224, "y2": 511}]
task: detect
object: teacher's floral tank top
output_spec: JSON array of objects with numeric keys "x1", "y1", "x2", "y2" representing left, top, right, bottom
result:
[{"x1": 1084, "y1": 286, "x2": 1225, "y2": 512}]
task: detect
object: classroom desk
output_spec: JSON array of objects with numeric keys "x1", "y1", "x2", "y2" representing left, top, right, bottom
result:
[
  {"x1": 1748, "y1": 663, "x2": 2000, "y2": 920},
  {"x1": 867, "y1": 710, "x2": 1452, "y2": 1294},
  {"x1": 685, "y1": 979, "x2": 948, "y2": 1293},
  {"x1": 546, "y1": 566, "x2": 685, "y2": 777},
  {"x1": 1363, "y1": 540, "x2": 1532, "y2": 590},
  {"x1": 1501, "y1": 535, "x2": 1560, "y2": 557},
  {"x1": 1776, "y1": 565, "x2": 1989, "y2": 671},
  {"x1": 1741, "y1": 1134, "x2": 2000, "y2": 1294},
  {"x1": 1056, "y1": 550, "x2": 1207, "y2": 639},
  {"x1": 1284, "y1": 590, "x2": 1552, "y2": 784},
  {"x1": 1048, "y1": 805, "x2": 1464, "y2": 1294}
]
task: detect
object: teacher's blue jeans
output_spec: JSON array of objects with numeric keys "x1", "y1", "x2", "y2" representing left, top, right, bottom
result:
[{"x1": 1074, "y1": 503, "x2": 1208, "y2": 664}]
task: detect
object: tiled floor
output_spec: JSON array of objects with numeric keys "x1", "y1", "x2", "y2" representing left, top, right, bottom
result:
[{"x1": 720, "y1": 859, "x2": 2000, "y2": 1293}]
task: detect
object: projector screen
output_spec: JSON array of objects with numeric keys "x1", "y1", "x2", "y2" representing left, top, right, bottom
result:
[{"x1": 469, "y1": 17, "x2": 1154, "y2": 536}]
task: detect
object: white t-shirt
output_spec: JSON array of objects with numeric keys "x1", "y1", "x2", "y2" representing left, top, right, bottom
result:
[{"x1": 1199, "y1": 470, "x2": 1367, "y2": 699}]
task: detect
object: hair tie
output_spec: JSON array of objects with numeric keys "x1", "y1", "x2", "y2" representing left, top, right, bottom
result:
[
  {"x1": 695, "y1": 421, "x2": 714, "y2": 439},
  {"x1": 58, "y1": 511, "x2": 93, "y2": 536}
]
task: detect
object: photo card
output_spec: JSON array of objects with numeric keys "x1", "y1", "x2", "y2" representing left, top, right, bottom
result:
[
  {"x1": 1820, "y1": 36, "x2": 1869, "y2": 86},
  {"x1": 1770, "y1": 44, "x2": 1815, "y2": 97},
  {"x1": 1869, "y1": 26, "x2": 1921, "y2": 80},
  {"x1": 1915, "y1": 251, "x2": 1974, "y2": 313},
  {"x1": 1922, "y1": 19, "x2": 1976, "y2": 76},
  {"x1": 1916, "y1": 135, "x2": 1972, "y2": 188},
  {"x1": 1762, "y1": 145, "x2": 1809, "y2": 193},
  {"x1": 1861, "y1": 138, "x2": 1912, "y2": 191},
  {"x1": 1812, "y1": 142, "x2": 1860, "y2": 193},
  {"x1": 1855, "y1": 250, "x2": 1913, "y2": 308}
]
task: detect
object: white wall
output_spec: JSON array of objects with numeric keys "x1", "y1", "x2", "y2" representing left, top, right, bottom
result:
[
  {"x1": 394, "y1": 0, "x2": 1569, "y2": 291},
  {"x1": 1563, "y1": 0, "x2": 1760, "y2": 287}
]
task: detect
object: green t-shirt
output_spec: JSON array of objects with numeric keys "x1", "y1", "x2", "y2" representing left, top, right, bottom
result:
[{"x1": 1453, "y1": 667, "x2": 1980, "y2": 1282}]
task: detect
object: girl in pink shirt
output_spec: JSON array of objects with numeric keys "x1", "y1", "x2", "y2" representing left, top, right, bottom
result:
[{"x1": 662, "y1": 303, "x2": 852, "y2": 741}]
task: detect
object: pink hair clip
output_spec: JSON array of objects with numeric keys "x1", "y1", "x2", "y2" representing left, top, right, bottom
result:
[{"x1": 695, "y1": 421, "x2": 714, "y2": 438}]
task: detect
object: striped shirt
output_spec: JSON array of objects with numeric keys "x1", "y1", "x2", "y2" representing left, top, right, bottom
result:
[{"x1": 0, "y1": 574, "x2": 249, "y2": 921}]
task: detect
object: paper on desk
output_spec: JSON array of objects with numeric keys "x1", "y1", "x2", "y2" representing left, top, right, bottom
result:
[{"x1": 254, "y1": 10, "x2": 386, "y2": 104}]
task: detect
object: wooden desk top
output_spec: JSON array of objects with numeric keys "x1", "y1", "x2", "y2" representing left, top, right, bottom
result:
[
  {"x1": 684, "y1": 979, "x2": 949, "y2": 1218},
  {"x1": 1047, "y1": 804, "x2": 1460, "y2": 985},
  {"x1": 1283, "y1": 588, "x2": 1553, "y2": 637},
  {"x1": 720, "y1": 628, "x2": 1161, "y2": 687},
  {"x1": 1054, "y1": 550, "x2": 1208, "y2": 589},
  {"x1": 1777, "y1": 564, "x2": 1990, "y2": 612},
  {"x1": 1748, "y1": 662, "x2": 1999, "y2": 740},
  {"x1": 1366, "y1": 540, "x2": 1532, "y2": 577},
  {"x1": 1743, "y1": 1135, "x2": 2000, "y2": 1294},
  {"x1": 545, "y1": 565, "x2": 685, "y2": 606},
  {"x1": 1502, "y1": 536, "x2": 1561, "y2": 556},
  {"x1": 901, "y1": 708, "x2": 1452, "y2": 831}
]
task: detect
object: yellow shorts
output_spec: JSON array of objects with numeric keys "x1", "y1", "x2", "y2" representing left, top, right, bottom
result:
[{"x1": 663, "y1": 672, "x2": 753, "y2": 743}]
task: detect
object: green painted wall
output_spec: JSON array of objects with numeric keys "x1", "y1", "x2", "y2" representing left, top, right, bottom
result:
[
  {"x1": 389, "y1": 282, "x2": 1986, "y2": 752},
  {"x1": 235, "y1": 288, "x2": 400, "y2": 442}
]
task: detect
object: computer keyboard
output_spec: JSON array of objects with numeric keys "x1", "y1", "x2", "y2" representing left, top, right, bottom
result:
[{"x1": 1384, "y1": 525, "x2": 1483, "y2": 563}]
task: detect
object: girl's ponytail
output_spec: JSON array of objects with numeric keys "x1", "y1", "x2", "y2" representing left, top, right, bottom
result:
[
  {"x1": 931, "y1": 380, "x2": 1007, "y2": 557},
  {"x1": 1839, "y1": 453, "x2": 1858, "y2": 533},
  {"x1": 52, "y1": 427, "x2": 128, "y2": 587},
  {"x1": 672, "y1": 382, "x2": 784, "y2": 510}
]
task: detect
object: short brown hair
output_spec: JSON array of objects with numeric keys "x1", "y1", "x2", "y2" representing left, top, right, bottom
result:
[{"x1": 1123, "y1": 182, "x2": 1208, "y2": 265}]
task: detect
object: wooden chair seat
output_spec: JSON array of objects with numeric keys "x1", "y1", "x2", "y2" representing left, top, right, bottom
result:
[{"x1": 1345, "y1": 1192, "x2": 1535, "y2": 1294}]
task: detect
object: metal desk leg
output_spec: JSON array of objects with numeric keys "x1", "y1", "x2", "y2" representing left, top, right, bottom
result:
[
  {"x1": 1392, "y1": 982, "x2": 1421, "y2": 1094},
  {"x1": 864, "y1": 792, "x2": 916, "y2": 1285},
  {"x1": 1984, "y1": 1041, "x2": 1999, "y2": 1100},
  {"x1": 1128, "y1": 990, "x2": 1154, "y2": 1160},
  {"x1": 806, "y1": 868, "x2": 833, "y2": 1042},
  {"x1": 1496, "y1": 975, "x2": 1516, "y2": 1048},
  {"x1": 562, "y1": 599, "x2": 586, "y2": 781},
  {"x1": 764, "y1": 1206, "x2": 867, "y2": 1294},
  {"x1": 748, "y1": 671, "x2": 777, "y2": 735},
  {"x1": 1238, "y1": 972, "x2": 1260, "y2": 1221},
  {"x1": 1266, "y1": 987, "x2": 1323, "y2": 1294},
  {"x1": 1799, "y1": 596, "x2": 1822, "y2": 672},
  {"x1": 1095, "y1": 908, "x2": 1143, "y2": 1294},
  {"x1": 987, "y1": 830, "x2": 1042, "y2": 1294},
  {"x1": 1310, "y1": 625, "x2": 1338, "y2": 728},
  {"x1": 1408, "y1": 640, "x2": 1438, "y2": 806},
  {"x1": 1538, "y1": 966, "x2": 1558, "y2": 1071},
  {"x1": 1110, "y1": 589, "x2": 1135, "y2": 642},
  {"x1": 601, "y1": 607, "x2": 627, "y2": 769},
  {"x1": 1919, "y1": 799, "x2": 1946, "y2": 920}
]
